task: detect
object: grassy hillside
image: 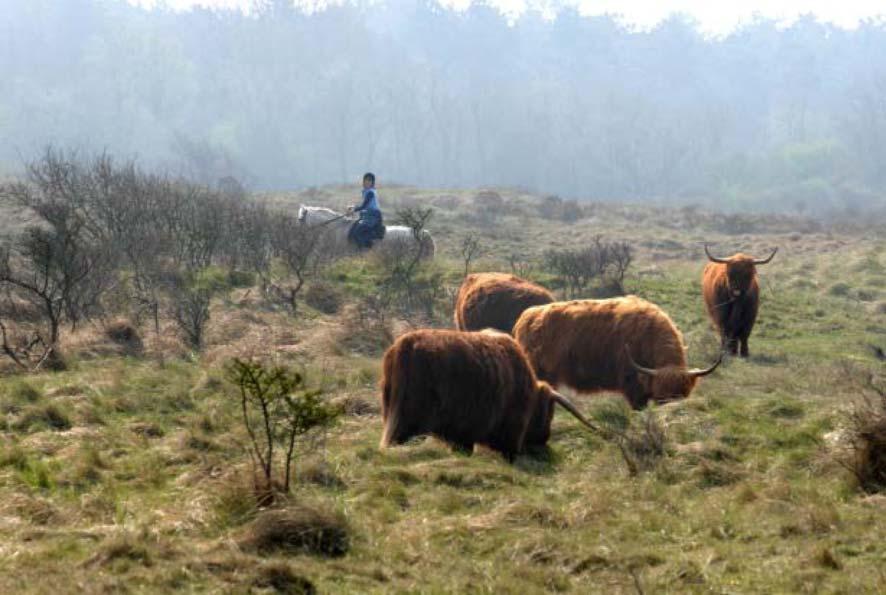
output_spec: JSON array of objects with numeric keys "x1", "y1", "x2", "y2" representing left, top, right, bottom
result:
[{"x1": 1, "y1": 187, "x2": 885, "y2": 593}]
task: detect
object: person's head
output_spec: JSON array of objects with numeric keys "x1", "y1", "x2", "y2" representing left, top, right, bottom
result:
[{"x1": 363, "y1": 172, "x2": 375, "y2": 189}]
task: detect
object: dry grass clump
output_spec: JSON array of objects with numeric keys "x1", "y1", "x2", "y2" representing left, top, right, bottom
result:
[
  {"x1": 12, "y1": 403, "x2": 72, "y2": 432},
  {"x1": 86, "y1": 532, "x2": 154, "y2": 568},
  {"x1": 252, "y1": 562, "x2": 316, "y2": 594},
  {"x1": 843, "y1": 372, "x2": 886, "y2": 493},
  {"x1": 104, "y1": 320, "x2": 144, "y2": 356},
  {"x1": 614, "y1": 409, "x2": 668, "y2": 476},
  {"x1": 304, "y1": 281, "x2": 343, "y2": 314},
  {"x1": 239, "y1": 504, "x2": 350, "y2": 557},
  {"x1": 210, "y1": 473, "x2": 260, "y2": 530},
  {"x1": 332, "y1": 305, "x2": 394, "y2": 356},
  {"x1": 299, "y1": 460, "x2": 347, "y2": 490},
  {"x1": 1, "y1": 380, "x2": 42, "y2": 413},
  {"x1": 333, "y1": 392, "x2": 379, "y2": 417},
  {"x1": 3, "y1": 492, "x2": 59, "y2": 525}
]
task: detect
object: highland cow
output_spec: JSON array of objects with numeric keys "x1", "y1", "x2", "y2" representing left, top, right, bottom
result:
[
  {"x1": 513, "y1": 296, "x2": 722, "y2": 410},
  {"x1": 702, "y1": 244, "x2": 777, "y2": 357},
  {"x1": 454, "y1": 273, "x2": 554, "y2": 334},
  {"x1": 379, "y1": 329, "x2": 596, "y2": 460}
]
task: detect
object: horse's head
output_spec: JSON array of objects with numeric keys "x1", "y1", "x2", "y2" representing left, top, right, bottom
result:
[{"x1": 297, "y1": 205, "x2": 308, "y2": 224}]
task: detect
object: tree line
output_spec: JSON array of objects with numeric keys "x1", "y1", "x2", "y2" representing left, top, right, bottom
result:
[{"x1": 2, "y1": 1, "x2": 886, "y2": 215}]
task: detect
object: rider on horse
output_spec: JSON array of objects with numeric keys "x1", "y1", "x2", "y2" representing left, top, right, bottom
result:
[{"x1": 347, "y1": 172, "x2": 384, "y2": 249}]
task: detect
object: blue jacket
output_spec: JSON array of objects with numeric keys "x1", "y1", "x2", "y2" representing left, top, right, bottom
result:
[{"x1": 354, "y1": 188, "x2": 380, "y2": 215}]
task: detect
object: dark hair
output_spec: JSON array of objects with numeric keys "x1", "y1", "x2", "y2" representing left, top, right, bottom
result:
[{"x1": 363, "y1": 172, "x2": 375, "y2": 185}]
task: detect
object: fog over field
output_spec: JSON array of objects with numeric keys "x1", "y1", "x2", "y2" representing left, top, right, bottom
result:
[{"x1": 3, "y1": 0, "x2": 886, "y2": 215}]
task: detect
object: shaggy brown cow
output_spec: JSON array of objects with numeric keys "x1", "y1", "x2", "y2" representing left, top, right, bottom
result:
[
  {"x1": 379, "y1": 329, "x2": 596, "y2": 460},
  {"x1": 454, "y1": 273, "x2": 555, "y2": 334},
  {"x1": 702, "y1": 244, "x2": 777, "y2": 357},
  {"x1": 513, "y1": 296, "x2": 722, "y2": 410}
]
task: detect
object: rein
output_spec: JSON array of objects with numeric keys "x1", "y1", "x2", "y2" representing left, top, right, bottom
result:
[{"x1": 312, "y1": 213, "x2": 351, "y2": 227}]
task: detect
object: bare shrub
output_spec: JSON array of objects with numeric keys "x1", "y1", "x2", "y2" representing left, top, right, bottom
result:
[
  {"x1": 0, "y1": 149, "x2": 121, "y2": 368},
  {"x1": 616, "y1": 410, "x2": 667, "y2": 476},
  {"x1": 592, "y1": 404, "x2": 667, "y2": 476},
  {"x1": 538, "y1": 195, "x2": 584, "y2": 222},
  {"x1": 544, "y1": 236, "x2": 634, "y2": 297},
  {"x1": 508, "y1": 253, "x2": 536, "y2": 278},
  {"x1": 473, "y1": 190, "x2": 504, "y2": 225},
  {"x1": 165, "y1": 267, "x2": 230, "y2": 350},
  {"x1": 431, "y1": 194, "x2": 460, "y2": 210},
  {"x1": 262, "y1": 214, "x2": 324, "y2": 315},
  {"x1": 460, "y1": 234, "x2": 483, "y2": 278},
  {"x1": 373, "y1": 208, "x2": 442, "y2": 319},
  {"x1": 843, "y1": 371, "x2": 886, "y2": 493}
]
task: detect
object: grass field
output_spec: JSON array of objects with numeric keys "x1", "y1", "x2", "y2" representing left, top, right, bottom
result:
[{"x1": 1, "y1": 187, "x2": 885, "y2": 593}]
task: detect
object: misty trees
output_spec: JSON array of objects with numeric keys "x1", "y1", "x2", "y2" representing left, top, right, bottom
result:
[{"x1": 5, "y1": 2, "x2": 886, "y2": 214}]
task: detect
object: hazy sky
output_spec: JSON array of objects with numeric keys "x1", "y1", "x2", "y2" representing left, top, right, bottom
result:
[{"x1": 129, "y1": 0, "x2": 886, "y2": 33}]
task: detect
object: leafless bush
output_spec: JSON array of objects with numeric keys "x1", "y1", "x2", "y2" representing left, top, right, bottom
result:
[
  {"x1": 544, "y1": 236, "x2": 634, "y2": 297},
  {"x1": 538, "y1": 194, "x2": 584, "y2": 222},
  {"x1": 372, "y1": 208, "x2": 442, "y2": 319},
  {"x1": 508, "y1": 253, "x2": 536, "y2": 278},
  {"x1": 164, "y1": 268, "x2": 229, "y2": 350},
  {"x1": 262, "y1": 214, "x2": 324, "y2": 315},
  {"x1": 460, "y1": 234, "x2": 483, "y2": 277},
  {"x1": 842, "y1": 371, "x2": 886, "y2": 493},
  {"x1": 617, "y1": 410, "x2": 668, "y2": 476},
  {"x1": 0, "y1": 156, "x2": 116, "y2": 370},
  {"x1": 473, "y1": 190, "x2": 504, "y2": 225}
]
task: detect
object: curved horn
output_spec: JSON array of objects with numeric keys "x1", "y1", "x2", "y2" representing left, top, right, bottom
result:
[
  {"x1": 704, "y1": 244, "x2": 730, "y2": 264},
  {"x1": 688, "y1": 350, "x2": 724, "y2": 378},
  {"x1": 753, "y1": 247, "x2": 778, "y2": 265},
  {"x1": 624, "y1": 344, "x2": 660, "y2": 377},
  {"x1": 550, "y1": 391, "x2": 600, "y2": 432}
]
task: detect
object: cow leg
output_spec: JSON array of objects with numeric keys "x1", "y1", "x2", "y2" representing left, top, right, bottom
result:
[
  {"x1": 739, "y1": 336, "x2": 750, "y2": 358},
  {"x1": 487, "y1": 412, "x2": 529, "y2": 462},
  {"x1": 726, "y1": 336, "x2": 739, "y2": 356}
]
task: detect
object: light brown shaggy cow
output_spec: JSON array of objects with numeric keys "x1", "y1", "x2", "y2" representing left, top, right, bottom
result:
[
  {"x1": 702, "y1": 244, "x2": 777, "y2": 357},
  {"x1": 454, "y1": 272, "x2": 555, "y2": 334},
  {"x1": 513, "y1": 296, "x2": 721, "y2": 409},
  {"x1": 379, "y1": 328, "x2": 596, "y2": 460}
]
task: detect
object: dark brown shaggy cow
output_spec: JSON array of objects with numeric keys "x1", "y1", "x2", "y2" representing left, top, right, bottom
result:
[
  {"x1": 513, "y1": 296, "x2": 721, "y2": 410},
  {"x1": 702, "y1": 244, "x2": 777, "y2": 357},
  {"x1": 379, "y1": 329, "x2": 596, "y2": 460},
  {"x1": 454, "y1": 273, "x2": 555, "y2": 334}
]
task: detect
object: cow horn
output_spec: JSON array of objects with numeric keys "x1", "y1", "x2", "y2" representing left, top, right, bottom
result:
[
  {"x1": 550, "y1": 391, "x2": 601, "y2": 433},
  {"x1": 704, "y1": 244, "x2": 730, "y2": 264},
  {"x1": 624, "y1": 344, "x2": 660, "y2": 377},
  {"x1": 753, "y1": 247, "x2": 778, "y2": 265},
  {"x1": 688, "y1": 350, "x2": 724, "y2": 378}
]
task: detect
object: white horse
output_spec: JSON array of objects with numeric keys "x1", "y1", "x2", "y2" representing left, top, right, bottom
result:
[{"x1": 297, "y1": 205, "x2": 436, "y2": 259}]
